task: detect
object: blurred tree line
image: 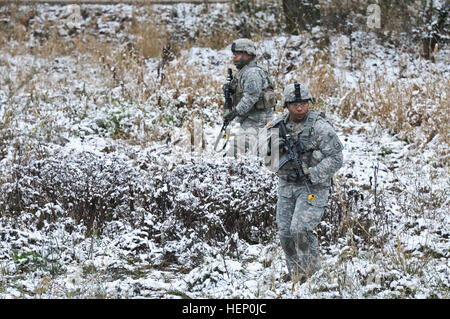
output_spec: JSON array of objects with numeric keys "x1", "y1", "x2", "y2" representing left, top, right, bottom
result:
[{"x1": 232, "y1": 0, "x2": 449, "y2": 61}]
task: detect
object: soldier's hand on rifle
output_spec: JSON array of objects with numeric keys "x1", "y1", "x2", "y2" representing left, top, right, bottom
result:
[
  {"x1": 224, "y1": 109, "x2": 237, "y2": 124},
  {"x1": 301, "y1": 162, "x2": 311, "y2": 179},
  {"x1": 278, "y1": 138, "x2": 289, "y2": 153}
]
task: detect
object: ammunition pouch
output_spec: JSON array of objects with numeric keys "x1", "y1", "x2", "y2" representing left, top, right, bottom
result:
[{"x1": 255, "y1": 89, "x2": 277, "y2": 110}]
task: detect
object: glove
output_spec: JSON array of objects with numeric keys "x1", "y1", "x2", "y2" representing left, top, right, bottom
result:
[
  {"x1": 224, "y1": 109, "x2": 238, "y2": 124},
  {"x1": 278, "y1": 138, "x2": 289, "y2": 153}
]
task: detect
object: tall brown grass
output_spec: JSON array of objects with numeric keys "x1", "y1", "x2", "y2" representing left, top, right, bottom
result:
[
  {"x1": 336, "y1": 70, "x2": 449, "y2": 158},
  {"x1": 127, "y1": 8, "x2": 169, "y2": 59},
  {"x1": 283, "y1": 43, "x2": 449, "y2": 166},
  {"x1": 1, "y1": 2, "x2": 448, "y2": 161}
]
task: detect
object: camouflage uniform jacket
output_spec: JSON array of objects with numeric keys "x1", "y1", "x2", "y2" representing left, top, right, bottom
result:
[
  {"x1": 270, "y1": 110, "x2": 343, "y2": 199},
  {"x1": 230, "y1": 60, "x2": 275, "y2": 127}
]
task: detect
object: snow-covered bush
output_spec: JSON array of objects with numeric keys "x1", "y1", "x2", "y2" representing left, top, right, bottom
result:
[
  {"x1": 0, "y1": 1, "x2": 448, "y2": 299},
  {"x1": 0, "y1": 149, "x2": 277, "y2": 263}
]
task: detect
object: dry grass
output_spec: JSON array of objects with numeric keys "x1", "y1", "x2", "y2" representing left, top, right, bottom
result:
[
  {"x1": 337, "y1": 70, "x2": 449, "y2": 154},
  {"x1": 1, "y1": 2, "x2": 448, "y2": 157},
  {"x1": 282, "y1": 41, "x2": 449, "y2": 164},
  {"x1": 0, "y1": 3, "x2": 223, "y2": 107},
  {"x1": 163, "y1": 56, "x2": 221, "y2": 105},
  {"x1": 192, "y1": 30, "x2": 235, "y2": 50},
  {"x1": 298, "y1": 50, "x2": 338, "y2": 103},
  {"x1": 127, "y1": 9, "x2": 169, "y2": 59}
]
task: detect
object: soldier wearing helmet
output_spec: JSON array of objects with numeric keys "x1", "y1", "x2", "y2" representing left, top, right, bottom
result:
[
  {"x1": 223, "y1": 38, "x2": 276, "y2": 156},
  {"x1": 264, "y1": 82, "x2": 343, "y2": 284}
]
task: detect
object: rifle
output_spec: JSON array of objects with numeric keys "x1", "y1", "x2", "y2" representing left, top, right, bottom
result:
[
  {"x1": 278, "y1": 120, "x2": 315, "y2": 201},
  {"x1": 214, "y1": 68, "x2": 234, "y2": 152},
  {"x1": 213, "y1": 116, "x2": 232, "y2": 152},
  {"x1": 224, "y1": 68, "x2": 233, "y2": 110}
]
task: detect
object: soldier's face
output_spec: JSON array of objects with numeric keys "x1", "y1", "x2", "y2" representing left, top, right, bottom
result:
[
  {"x1": 287, "y1": 101, "x2": 309, "y2": 122},
  {"x1": 232, "y1": 51, "x2": 251, "y2": 68}
]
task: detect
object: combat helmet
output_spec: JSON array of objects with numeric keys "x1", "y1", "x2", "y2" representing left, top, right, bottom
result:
[
  {"x1": 282, "y1": 82, "x2": 314, "y2": 107},
  {"x1": 231, "y1": 38, "x2": 257, "y2": 56}
]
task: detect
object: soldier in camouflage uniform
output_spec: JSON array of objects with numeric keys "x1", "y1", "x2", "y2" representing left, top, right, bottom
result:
[
  {"x1": 223, "y1": 38, "x2": 276, "y2": 156},
  {"x1": 266, "y1": 83, "x2": 343, "y2": 283}
]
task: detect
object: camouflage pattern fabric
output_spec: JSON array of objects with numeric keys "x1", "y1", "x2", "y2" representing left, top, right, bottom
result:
[
  {"x1": 231, "y1": 38, "x2": 257, "y2": 56},
  {"x1": 226, "y1": 59, "x2": 275, "y2": 158},
  {"x1": 282, "y1": 82, "x2": 313, "y2": 106},
  {"x1": 230, "y1": 60, "x2": 274, "y2": 128},
  {"x1": 277, "y1": 181, "x2": 328, "y2": 279},
  {"x1": 276, "y1": 111, "x2": 343, "y2": 187},
  {"x1": 271, "y1": 110, "x2": 343, "y2": 280}
]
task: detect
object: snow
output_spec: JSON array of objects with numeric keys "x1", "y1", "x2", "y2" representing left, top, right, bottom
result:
[{"x1": 0, "y1": 2, "x2": 449, "y2": 299}]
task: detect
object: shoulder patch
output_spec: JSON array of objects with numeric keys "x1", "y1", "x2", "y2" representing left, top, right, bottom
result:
[{"x1": 247, "y1": 81, "x2": 256, "y2": 92}]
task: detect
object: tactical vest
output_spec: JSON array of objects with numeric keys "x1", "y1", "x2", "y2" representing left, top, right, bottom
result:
[
  {"x1": 230, "y1": 64, "x2": 276, "y2": 111},
  {"x1": 277, "y1": 110, "x2": 325, "y2": 183}
]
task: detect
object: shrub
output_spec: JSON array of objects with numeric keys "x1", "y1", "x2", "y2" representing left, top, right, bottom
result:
[{"x1": 0, "y1": 150, "x2": 277, "y2": 258}]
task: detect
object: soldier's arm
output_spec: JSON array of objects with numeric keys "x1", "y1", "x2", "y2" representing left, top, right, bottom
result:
[
  {"x1": 235, "y1": 69, "x2": 264, "y2": 116},
  {"x1": 308, "y1": 120, "x2": 343, "y2": 185}
]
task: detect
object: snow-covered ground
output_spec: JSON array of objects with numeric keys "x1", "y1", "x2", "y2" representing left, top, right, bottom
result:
[{"x1": 0, "y1": 3, "x2": 448, "y2": 298}]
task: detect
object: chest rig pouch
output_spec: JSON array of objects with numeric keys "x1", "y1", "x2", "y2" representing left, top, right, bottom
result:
[
  {"x1": 230, "y1": 66, "x2": 276, "y2": 111},
  {"x1": 257, "y1": 68, "x2": 276, "y2": 110},
  {"x1": 293, "y1": 111, "x2": 322, "y2": 166}
]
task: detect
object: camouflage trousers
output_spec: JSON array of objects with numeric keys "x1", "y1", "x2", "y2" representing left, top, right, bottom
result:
[{"x1": 276, "y1": 180, "x2": 329, "y2": 280}]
